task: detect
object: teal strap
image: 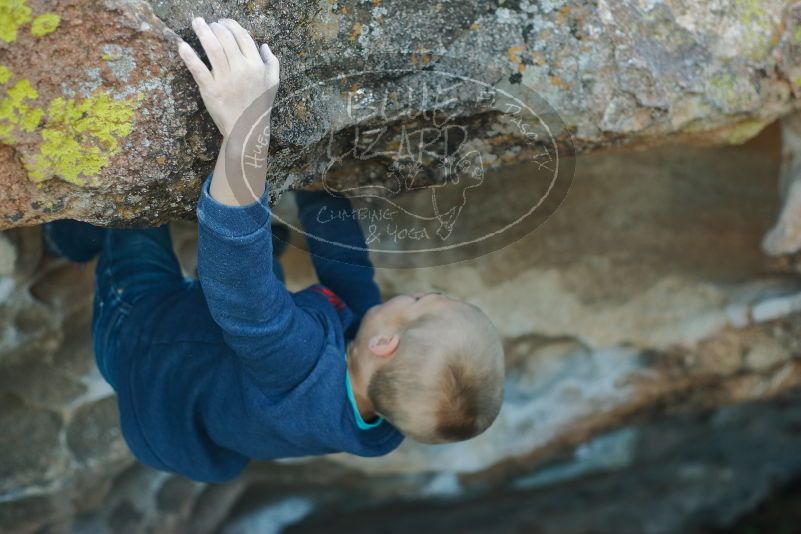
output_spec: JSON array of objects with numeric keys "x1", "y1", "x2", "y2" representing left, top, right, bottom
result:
[{"x1": 345, "y1": 372, "x2": 384, "y2": 430}]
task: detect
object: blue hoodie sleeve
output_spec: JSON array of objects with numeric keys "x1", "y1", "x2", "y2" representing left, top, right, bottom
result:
[
  {"x1": 294, "y1": 190, "x2": 382, "y2": 340},
  {"x1": 196, "y1": 174, "x2": 327, "y2": 393}
]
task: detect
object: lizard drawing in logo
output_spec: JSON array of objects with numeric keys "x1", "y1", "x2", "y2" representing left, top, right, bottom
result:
[{"x1": 319, "y1": 123, "x2": 485, "y2": 241}]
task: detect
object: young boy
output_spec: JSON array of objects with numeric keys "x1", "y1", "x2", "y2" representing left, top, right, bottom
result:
[{"x1": 43, "y1": 18, "x2": 505, "y2": 482}]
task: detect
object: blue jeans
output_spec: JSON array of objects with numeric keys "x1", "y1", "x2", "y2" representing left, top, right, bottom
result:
[{"x1": 43, "y1": 220, "x2": 285, "y2": 388}]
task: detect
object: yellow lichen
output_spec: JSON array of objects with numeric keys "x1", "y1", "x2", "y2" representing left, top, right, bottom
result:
[
  {"x1": 734, "y1": 0, "x2": 775, "y2": 60},
  {"x1": 723, "y1": 118, "x2": 769, "y2": 144},
  {"x1": 0, "y1": 2, "x2": 136, "y2": 187},
  {"x1": 707, "y1": 72, "x2": 752, "y2": 111},
  {"x1": 30, "y1": 12, "x2": 60, "y2": 37},
  {"x1": 0, "y1": 65, "x2": 11, "y2": 85},
  {"x1": 27, "y1": 93, "x2": 137, "y2": 185},
  {"x1": 736, "y1": 0, "x2": 767, "y2": 23},
  {"x1": 0, "y1": 0, "x2": 32, "y2": 43},
  {"x1": 0, "y1": 78, "x2": 44, "y2": 143}
]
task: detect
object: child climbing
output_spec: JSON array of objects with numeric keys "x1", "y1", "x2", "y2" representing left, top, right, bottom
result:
[{"x1": 42, "y1": 17, "x2": 505, "y2": 482}]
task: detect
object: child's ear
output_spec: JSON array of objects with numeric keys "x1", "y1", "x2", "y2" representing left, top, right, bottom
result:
[{"x1": 368, "y1": 334, "x2": 400, "y2": 358}]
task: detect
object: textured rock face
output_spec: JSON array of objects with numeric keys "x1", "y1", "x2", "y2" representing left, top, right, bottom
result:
[
  {"x1": 0, "y1": 0, "x2": 215, "y2": 228},
  {"x1": 4, "y1": 128, "x2": 801, "y2": 533},
  {"x1": 2, "y1": 0, "x2": 801, "y2": 228}
]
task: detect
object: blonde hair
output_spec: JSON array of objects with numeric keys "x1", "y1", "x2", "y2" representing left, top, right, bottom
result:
[{"x1": 367, "y1": 304, "x2": 505, "y2": 443}]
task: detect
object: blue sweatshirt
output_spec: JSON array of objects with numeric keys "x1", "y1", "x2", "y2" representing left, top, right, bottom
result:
[{"x1": 108, "y1": 175, "x2": 404, "y2": 482}]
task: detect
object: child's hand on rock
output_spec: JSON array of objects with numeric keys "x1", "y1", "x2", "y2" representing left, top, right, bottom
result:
[{"x1": 178, "y1": 17, "x2": 279, "y2": 139}]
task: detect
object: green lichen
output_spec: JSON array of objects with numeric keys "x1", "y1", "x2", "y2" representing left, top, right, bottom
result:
[
  {"x1": 0, "y1": 0, "x2": 32, "y2": 43},
  {"x1": 795, "y1": 75, "x2": 801, "y2": 87},
  {"x1": 0, "y1": 65, "x2": 11, "y2": 85},
  {"x1": 737, "y1": 0, "x2": 766, "y2": 19},
  {"x1": 0, "y1": 77, "x2": 44, "y2": 143},
  {"x1": 30, "y1": 12, "x2": 59, "y2": 37},
  {"x1": 794, "y1": 25, "x2": 801, "y2": 45},
  {"x1": 0, "y1": 2, "x2": 135, "y2": 186},
  {"x1": 723, "y1": 118, "x2": 769, "y2": 144},
  {"x1": 734, "y1": 0, "x2": 775, "y2": 60},
  {"x1": 708, "y1": 73, "x2": 736, "y2": 107},
  {"x1": 27, "y1": 93, "x2": 137, "y2": 185},
  {"x1": 707, "y1": 72, "x2": 753, "y2": 112}
]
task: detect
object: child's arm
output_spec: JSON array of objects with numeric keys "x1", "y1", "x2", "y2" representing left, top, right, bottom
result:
[
  {"x1": 295, "y1": 190, "x2": 382, "y2": 339},
  {"x1": 180, "y1": 18, "x2": 326, "y2": 391},
  {"x1": 178, "y1": 17, "x2": 278, "y2": 206},
  {"x1": 181, "y1": 17, "x2": 380, "y2": 338}
]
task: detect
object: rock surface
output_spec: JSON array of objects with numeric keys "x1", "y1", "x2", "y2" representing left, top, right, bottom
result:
[
  {"x1": 4, "y1": 127, "x2": 801, "y2": 533},
  {"x1": 2, "y1": 0, "x2": 801, "y2": 228},
  {"x1": 763, "y1": 112, "x2": 801, "y2": 255}
]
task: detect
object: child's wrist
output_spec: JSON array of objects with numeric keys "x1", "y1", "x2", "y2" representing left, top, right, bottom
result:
[{"x1": 220, "y1": 139, "x2": 245, "y2": 170}]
